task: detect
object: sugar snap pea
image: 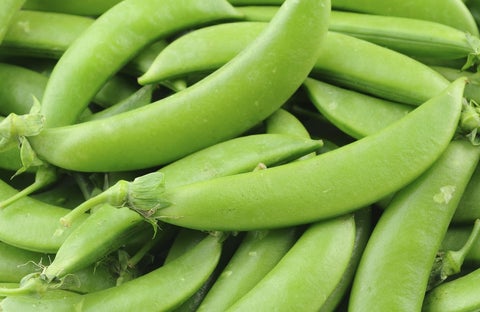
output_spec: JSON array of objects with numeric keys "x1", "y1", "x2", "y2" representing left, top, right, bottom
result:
[
  {"x1": 226, "y1": 214, "x2": 355, "y2": 311},
  {"x1": 0, "y1": 0, "x2": 25, "y2": 44},
  {"x1": 441, "y1": 223, "x2": 480, "y2": 266},
  {"x1": 0, "y1": 10, "x2": 94, "y2": 60},
  {"x1": 422, "y1": 268, "x2": 480, "y2": 312},
  {"x1": 303, "y1": 78, "x2": 412, "y2": 139},
  {"x1": 39, "y1": 0, "x2": 242, "y2": 128},
  {"x1": 349, "y1": 139, "x2": 480, "y2": 311},
  {"x1": 141, "y1": 22, "x2": 449, "y2": 105},
  {"x1": 28, "y1": 0, "x2": 331, "y2": 172},
  {"x1": 150, "y1": 78, "x2": 466, "y2": 230},
  {"x1": 453, "y1": 163, "x2": 480, "y2": 223},
  {"x1": 22, "y1": 0, "x2": 122, "y2": 16}
]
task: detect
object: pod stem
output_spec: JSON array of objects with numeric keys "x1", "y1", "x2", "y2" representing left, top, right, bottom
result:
[
  {"x1": 0, "y1": 166, "x2": 57, "y2": 209},
  {"x1": 0, "y1": 274, "x2": 48, "y2": 297},
  {"x1": 428, "y1": 218, "x2": 480, "y2": 290},
  {"x1": 59, "y1": 172, "x2": 168, "y2": 228}
]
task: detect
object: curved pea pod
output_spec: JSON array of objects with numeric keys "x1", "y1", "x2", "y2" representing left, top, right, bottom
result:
[
  {"x1": 152, "y1": 78, "x2": 466, "y2": 231},
  {"x1": 331, "y1": 0, "x2": 479, "y2": 36},
  {"x1": 0, "y1": 178, "x2": 88, "y2": 253},
  {"x1": 38, "y1": 0, "x2": 242, "y2": 128},
  {"x1": 422, "y1": 268, "x2": 480, "y2": 312},
  {"x1": 225, "y1": 214, "x2": 355, "y2": 311},
  {"x1": 453, "y1": 163, "x2": 480, "y2": 223},
  {"x1": 303, "y1": 78, "x2": 412, "y2": 139},
  {"x1": 0, "y1": 289, "x2": 82, "y2": 312},
  {"x1": 29, "y1": 0, "x2": 331, "y2": 172},
  {"x1": 141, "y1": 22, "x2": 449, "y2": 106},
  {"x1": 0, "y1": 10, "x2": 94, "y2": 59},
  {"x1": 22, "y1": 0, "x2": 122, "y2": 16},
  {"x1": 198, "y1": 228, "x2": 299, "y2": 312},
  {"x1": 0, "y1": 0, "x2": 25, "y2": 44},
  {"x1": 238, "y1": 7, "x2": 480, "y2": 70},
  {"x1": 0, "y1": 62, "x2": 47, "y2": 115},
  {"x1": 349, "y1": 139, "x2": 480, "y2": 312}
]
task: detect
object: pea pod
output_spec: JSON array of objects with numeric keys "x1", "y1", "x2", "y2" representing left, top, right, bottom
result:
[
  {"x1": 453, "y1": 163, "x2": 480, "y2": 223},
  {"x1": 0, "y1": 0, "x2": 25, "y2": 44},
  {"x1": 140, "y1": 22, "x2": 449, "y2": 105},
  {"x1": 150, "y1": 78, "x2": 466, "y2": 231},
  {"x1": 0, "y1": 178, "x2": 88, "y2": 253},
  {"x1": 22, "y1": 0, "x2": 122, "y2": 16},
  {"x1": 441, "y1": 223, "x2": 480, "y2": 266},
  {"x1": 39, "y1": 0, "x2": 242, "y2": 128},
  {"x1": 238, "y1": 7, "x2": 480, "y2": 69},
  {"x1": 0, "y1": 10, "x2": 94, "y2": 59},
  {"x1": 422, "y1": 268, "x2": 480, "y2": 312},
  {"x1": 303, "y1": 78, "x2": 412, "y2": 139},
  {"x1": 29, "y1": 0, "x2": 331, "y2": 172},
  {"x1": 349, "y1": 139, "x2": 480, "y2": 311},
  {"x1": 226, "y1": 214, "x2": 355, "y2": 311}
]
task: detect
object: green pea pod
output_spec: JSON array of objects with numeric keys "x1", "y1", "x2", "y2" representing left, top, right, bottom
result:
[
  {"x1": 453, "y1": 163, "x2": 480, "y2": 223},
  {"x1": 349, "y1": 139, "x2": 480, "y2": 312},
  {"x1": 226, "y1": 214, "x2": 355, "y2": 311},
  {"x1": 0, "y1": 10, "x2": 94, "y2": 59},
  {"x1": 29, "y1": 0, "x2": 331, "y2": 172},
  {"x1": 0, "y1": 0, "x2": 25, "y2": 44},
  {"x1": 22, "y1": 0, "x2": 122, "y2": 16},
  {"x1": 330, "y1": 0, "x2": 479, "y2": 36},
  {"x1": 152, "y1": 78, "x2": 466, "y2": 231},
  {"x1": 0, "y1": 289, "x2": 82, "y2": 312},
  {"x1": 303, "y1": 78, "x2": 412, "y2": 139},
  {"x1": 0, "y1": 62, "x2": 47, "y2": 116},
  {"x1": 432, "y1": 65, "x2": 480, "y2": 104},
  {"x1": 238, "y1": 7, "x2": 480, "y2": 69},
  {"x1": 140, "y1": 22, "x2": 449, "y2": 106},
  {"x1": 422, "y1": 268, "x2": 480, "y2": 312},
  {"x1": 0, "y1": 178, "x2": 88, "y2": 254},
  {"x1": 38, "y1": 0, "x2": 242, "y2": 128}
]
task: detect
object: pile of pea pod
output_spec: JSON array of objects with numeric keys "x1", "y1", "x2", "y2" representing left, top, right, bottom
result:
[{"x1": 1, "y1": 0, "x2": 480, "y2": 310}]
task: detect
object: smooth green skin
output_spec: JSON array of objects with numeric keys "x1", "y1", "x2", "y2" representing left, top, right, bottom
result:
[
  {"x1": 81, "y1": 85, "x2": 154, "y2": 122},
  {"x1": 0, "y1": 0, "x2": 25, "y2": 44},
  {"x1": 42, "y1": 204, "x2": 145, "y2": 282},
  {"x1": 0, "y1": 179, "x2": 88, "y2": 253},
  {"x1": 264, "y1": 108, "x2": 311, "y2": 138},
  {"x1": 0, "y1": 10, "x2": 94, "y2": 59},
  {"x1": 422, "y1": 268, "x2": 480, "y2": 312},
  {"x1": 441, "y1": 225, "x2": 480, "y2": 266},
  {"x1": 0, "y1": 289, "x2": 82, "y2": 312},
  {"x1": 331, "y1": 0, "x2": 479, "y2": 36},
  {"x1": 30, "y1": 0, "x2": 331, "y2": 172},
  {"x1": 154, "y1": 79, "x2": 465, "y2": 231},
  {"x1": 198, "y1": 228, "x2": 298, "y2": 312},
  {"x1": 22, "y1": 0, "x2": 122, "y2": 16},
  {"x1": 303, "y1": 78, "x2": 412, "y2": 139},
  {"x1": 141, "y1": 22, "x2": 449, "y2": 106},
  {"x1": 453, "y1": 163, "x2": 480, "y2": 223},
  {"x1": 432, "y1": 65, "x2": 480, "y2": 104},
  {"x1": 39, "y1": 0, "x2": 242, "y2": 128},
  {"x1": 0, "y1": 241, "x2": 47, "y2": 283},
  {"x1": 349, "y1": 140, "x2": 480, "y2": 312},
  {"x1": 81, "y1": 234, "x2": 222, "y2": 312},
  {"x1": 0, "y1": 62, "x2": 47, "y2": 115},
  {"x1": 239, "y1": 7, "x2": 479, "y2": 62},
  {"x1": 164, "y1": 229, "x2": 208, "y2": 264},
  {"x1": 226, "y1": 214, "x2": 355, "y2": 311},
  {"x1": 159, "y1": 133, "x2": 322, "y2": 189}
]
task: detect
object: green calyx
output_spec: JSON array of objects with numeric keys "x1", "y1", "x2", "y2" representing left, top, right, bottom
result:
[
  {"x1": 459, "y1": 98, "x2": 480, "y2": 145},
  {"x1": 463, "y1": 33, "x2": 480, "y2": 71}
]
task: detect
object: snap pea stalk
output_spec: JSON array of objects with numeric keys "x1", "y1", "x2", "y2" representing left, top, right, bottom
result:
[
  {"x1": 441, "y1": 222, "x2": 480, "y2": 266},
  {"x1": 428, "y1": 219, "x2": 480, "y2": 289},
  {"x1": 140, "y1": 22, "x2": 449, "y2": 106},
  {"x1": 0, "y1": 10, "x2": 94, "y2": 59},
  {"x1": 61, "y1": 133, "x2": 322, "y2": 226},
  {"x1": 349, "y1": 139, "x2": 480, "y2": 312},
  {"x1": 0, "y1": 0, "x2": 25, "y2": 44},
  {"x1": 422, "y1": 268, "x2": 480, "y2": 312},
  {"x1": 238, "y1": 7, "x2": 480, "y2": 70},
  {"x1": 22, "y1": 0, "x2": 123, "y2": 16},
  {"x1": 0, "y1": 178, "x2": 88, "y2": 254},
  {"x1": 39, "y1": 0, "x2": 242, "y2": 128},
  {"x1": 27, "y1": 0, "x2": 330, "y2": 172},
  {"x1": 226, "y1": 214, "x2": 356, "y2": 311},
  {"x1": 150, "y1": 78, "x2": 467, "y2": 231},
  {"x1": 303, "y1": 78, "x2": 412, "y2": 139}
]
